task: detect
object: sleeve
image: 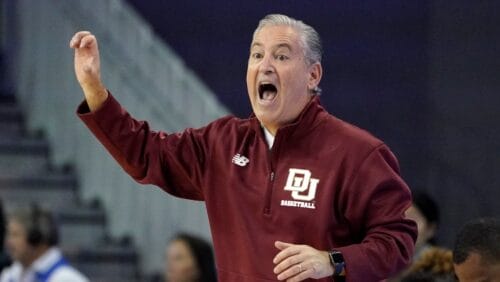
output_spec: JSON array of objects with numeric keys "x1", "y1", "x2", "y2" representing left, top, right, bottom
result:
[
  {"x1": 76, "y1": 92, "x2": 211, "y2": 200},
  {"x1": 336, "y1": 144, "x2": 417, "y2": 282}
]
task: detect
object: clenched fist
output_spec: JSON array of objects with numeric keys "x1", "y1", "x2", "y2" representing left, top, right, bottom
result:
[{"x1": 70, "y1": 31, "x2": 108, "y2": 111}]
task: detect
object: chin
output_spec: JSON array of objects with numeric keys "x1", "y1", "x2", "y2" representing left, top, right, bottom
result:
[
  {"x1": 255, "y1": 111, "x2": 271, "y2": 122},
  {"x1": 255, "y1": 114, "x2": 267, "y2": 125}
]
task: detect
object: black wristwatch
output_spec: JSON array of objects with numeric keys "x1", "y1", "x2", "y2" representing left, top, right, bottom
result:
[{"x1": 328, "y1": 251, "x2": 345, "y2": 276}]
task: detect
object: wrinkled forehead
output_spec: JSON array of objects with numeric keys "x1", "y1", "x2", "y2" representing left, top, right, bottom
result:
[{"x1": 251, "y1": 25, "x2": 304, "y2": 50}]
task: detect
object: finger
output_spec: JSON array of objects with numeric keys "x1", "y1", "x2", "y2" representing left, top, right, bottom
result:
[
  {"x1": 286, "y1": 268, "x2": 315, "y2": 282},
  {"x1": 70, "y1": 31, "x2": 91, "y2": 48},
  {"x1": 273, "y1": 244, "x2": 300, "y2": 264},
  {"x1": 274, "y1": 253, "x2": 302, "y2": 274},
  {"x1": 275, "y1": 241, "x2": 294, "y2": 251},
  {"x1": 276, "y1": 263, "x2": 302, "y2": 281},
  {"x1": 79, "y1": 34, "x2": 97, "y2": 49}
]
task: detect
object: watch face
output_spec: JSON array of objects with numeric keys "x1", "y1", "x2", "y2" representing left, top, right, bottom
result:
[
  {"x1": 331, "y1": 251, "x2": 344, "y2": 263},
  {"x1": 330, "y1": 251, "x2": 345, "y2": 276}
]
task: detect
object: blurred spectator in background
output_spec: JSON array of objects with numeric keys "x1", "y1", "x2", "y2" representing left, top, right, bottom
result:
[
  {"x1": 165, "y1": 233, "x2": 216, "y2": 282},
  {"x1": 390, "y1": 191, "x2": 440, "y2": 281},
  {"x1": 400, "y1": 246, "x2": 455, "y2": 282},
  {"x1": 406, "y1": 192, "x2": 440, "y2": 260},
  {"x1": 453, "y1": 218, "x2": 500, "y2": 282},
  {"x1": 0, "y1": 199, "x2": 12, "y2": 272},
  {"x1": 0, "y1": 205, "x2": 88, "y2": 282}
]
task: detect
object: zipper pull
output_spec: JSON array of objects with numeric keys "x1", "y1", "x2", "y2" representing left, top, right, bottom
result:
[{"x1": 270, "y1": 172, "x2": 275, "y2": 181}]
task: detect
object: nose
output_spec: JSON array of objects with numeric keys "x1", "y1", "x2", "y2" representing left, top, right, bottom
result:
[{"x1": 258, "y1": 55, "x2": 274, "y2": 75}]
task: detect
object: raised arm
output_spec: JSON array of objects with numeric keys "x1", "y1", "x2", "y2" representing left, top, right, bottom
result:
[{"x1": 70, "y1": 31, "x2": 108, "y2": 111}]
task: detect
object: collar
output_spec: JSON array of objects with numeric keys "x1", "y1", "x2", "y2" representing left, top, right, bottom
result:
[
  {"x1": 250, "y1": 95, "x2": 325, "y2": 140},
  {"x1": 3, "y1": 248, "x2": 63, "y2": 281},
  {"x1": 262, "y1": 126, "x2": 275, "y2": 149},
  {"x1": 31, "y1": 247, "x2": 63, "y2": 274}
]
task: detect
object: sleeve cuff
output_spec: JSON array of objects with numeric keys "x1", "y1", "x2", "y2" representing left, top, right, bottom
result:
[{"x1": 76, "y1": 90, "x2": 115, "y2": 117}]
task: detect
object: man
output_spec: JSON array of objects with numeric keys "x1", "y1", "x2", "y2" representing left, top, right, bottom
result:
[
  {"x1": 0, "y1": 206, "x2": 88, "y2": 282},
  {"x1": 453, "y1": 218, "x2": 500, "y2": 281},
  {"x1": 70, "y1": 14, "x2": 417, "y2": 281}
]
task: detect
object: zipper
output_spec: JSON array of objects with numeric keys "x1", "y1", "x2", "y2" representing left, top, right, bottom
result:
[
  {"x1": 263, "y1": 143, "x2": 277, "y2": 215},
  {"x1": 262, "y1": 126, "x2": 285, "y2": 215},
  {"x1": 263, "y1": 170, "x2": 275, "y2": 215}
]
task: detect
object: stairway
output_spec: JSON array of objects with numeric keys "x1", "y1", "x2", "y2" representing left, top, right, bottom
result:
[{"x1": 0, "y1": 94, "x2": 141, "y2": 281}]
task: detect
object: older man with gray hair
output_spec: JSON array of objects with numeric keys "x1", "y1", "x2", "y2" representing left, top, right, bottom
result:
[{"x1": 70, "y1": 14, "x2": 417, "y2": 281}]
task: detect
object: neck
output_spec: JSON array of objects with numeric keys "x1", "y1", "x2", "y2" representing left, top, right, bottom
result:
[
  {"x1": 20, "y1": 245, "x2": 50, "y2": 268},
  {"x1": 261, "y1": 94, "x2": 316, "y2": 136},
  {"x1": 263, "y1": 125, "x2": 277, "y2": 136}
]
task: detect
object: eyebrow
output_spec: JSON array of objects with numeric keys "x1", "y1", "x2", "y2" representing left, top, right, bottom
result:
[
  {"x1": 251, "y1": 42, "x2": 262, "y2": 49},
  {"x1": 250, "y1": 42, "x2": 292, "y2": 51},
  {"x1": 276, "y1": 43, "x2": 292, "y2": 51}
]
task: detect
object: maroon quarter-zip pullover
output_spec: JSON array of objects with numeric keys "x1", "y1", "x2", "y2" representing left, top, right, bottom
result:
[{"x1": 78, "y1": 93, "x2": 417, "y2": 281}]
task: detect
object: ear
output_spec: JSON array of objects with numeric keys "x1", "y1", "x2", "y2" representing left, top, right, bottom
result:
[{"x1": 307, "y1": 62, "x2": 322, "y2": 90}]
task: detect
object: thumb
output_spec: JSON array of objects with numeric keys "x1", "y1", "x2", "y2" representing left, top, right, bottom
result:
[{"x1": 274, "y1": 241, "x2": 294, "y2": 250}]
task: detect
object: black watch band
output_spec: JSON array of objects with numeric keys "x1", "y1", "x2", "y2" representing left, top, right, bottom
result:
[{"x1": 328, "y1": 251, "x2": 345, "y2": 276}]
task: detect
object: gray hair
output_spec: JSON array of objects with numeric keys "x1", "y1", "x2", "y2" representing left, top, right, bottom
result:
[
  {"x1": 252, "y1": 14, "x2": 323, "y2": 65},
  {"x1": 252, "y1": 14, "x2": 323, "y2": 95}
]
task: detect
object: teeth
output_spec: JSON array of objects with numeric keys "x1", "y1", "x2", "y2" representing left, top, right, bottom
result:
[{"x1": 262, "y1": 91, "x2": 276, "y2": 101}]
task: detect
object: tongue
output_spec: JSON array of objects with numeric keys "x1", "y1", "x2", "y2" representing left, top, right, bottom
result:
[{"x1": 262, "y1": 90, "x2": 277, "y2": 101}]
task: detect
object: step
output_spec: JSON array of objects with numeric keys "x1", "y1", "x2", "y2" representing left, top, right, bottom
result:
[
  {"x1": 56, "y1": 207, "x2": 107, "y2": 248},
  {"x1": 67, "y1": 246, "x2": 139, "y2": 281},
  {"x1": 0, "y1": 138, "x2": 49, "y2": 176},
  {"x1": 0, "y1": 173, "x2": 78, "y2": 210},
  {"x1": 0, "y1": 102, "x2": 24, "y2": 137}
]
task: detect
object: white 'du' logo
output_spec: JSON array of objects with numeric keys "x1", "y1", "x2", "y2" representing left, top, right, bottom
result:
[{"x1": 284, "y1": 168, "x2": 319, "y2": 201}]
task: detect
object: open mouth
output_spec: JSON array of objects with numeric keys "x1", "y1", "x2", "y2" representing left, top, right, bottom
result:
[{"x1": 258, "y1": 83, "x2": 278, "y2": 101}]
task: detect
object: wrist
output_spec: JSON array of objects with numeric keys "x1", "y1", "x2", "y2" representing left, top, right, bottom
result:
[
  {"x1": 81, "y1": 83, "x2": 108, "y2": 112},
  {"x1": 328, "y1": 250, "x2": 346, "y2": 276},
  {"x1": 322, "y1": 251, "x2": 335, "y2": 276}
]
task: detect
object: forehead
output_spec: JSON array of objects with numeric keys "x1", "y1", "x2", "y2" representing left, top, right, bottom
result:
[
  {"x1": 454, "y1": 252, "x2": 492, "y2": 281},
  {"x1": 167, "y1": 239, "x2": 190, "y2": 254},
  {"x1": 406, "y1": 205, "x2": 425, "y2": 221},
  {"x1": 8, "y1": 219, "x2": 26, "y2": 233},
  {"x1": 251, "y1": 25, "x2": 302, "y2": 49}
]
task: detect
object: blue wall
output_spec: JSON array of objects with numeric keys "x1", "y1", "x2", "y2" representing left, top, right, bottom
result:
[{"x1": 126, "y1": 1, "x2": 500, "y2": 247}]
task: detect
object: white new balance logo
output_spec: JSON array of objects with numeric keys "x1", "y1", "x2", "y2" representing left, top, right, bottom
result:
[{"x1": 232, "y1": 154, "x2": 249, "y2": 167}]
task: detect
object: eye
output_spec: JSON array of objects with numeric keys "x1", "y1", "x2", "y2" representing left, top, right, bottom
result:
[
  {"x1": 251, "y1": 52, "x2": 263, "y2": 59},
  {"x1": 276, "y1": 54, "x2": 289, "y2": 61}
]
